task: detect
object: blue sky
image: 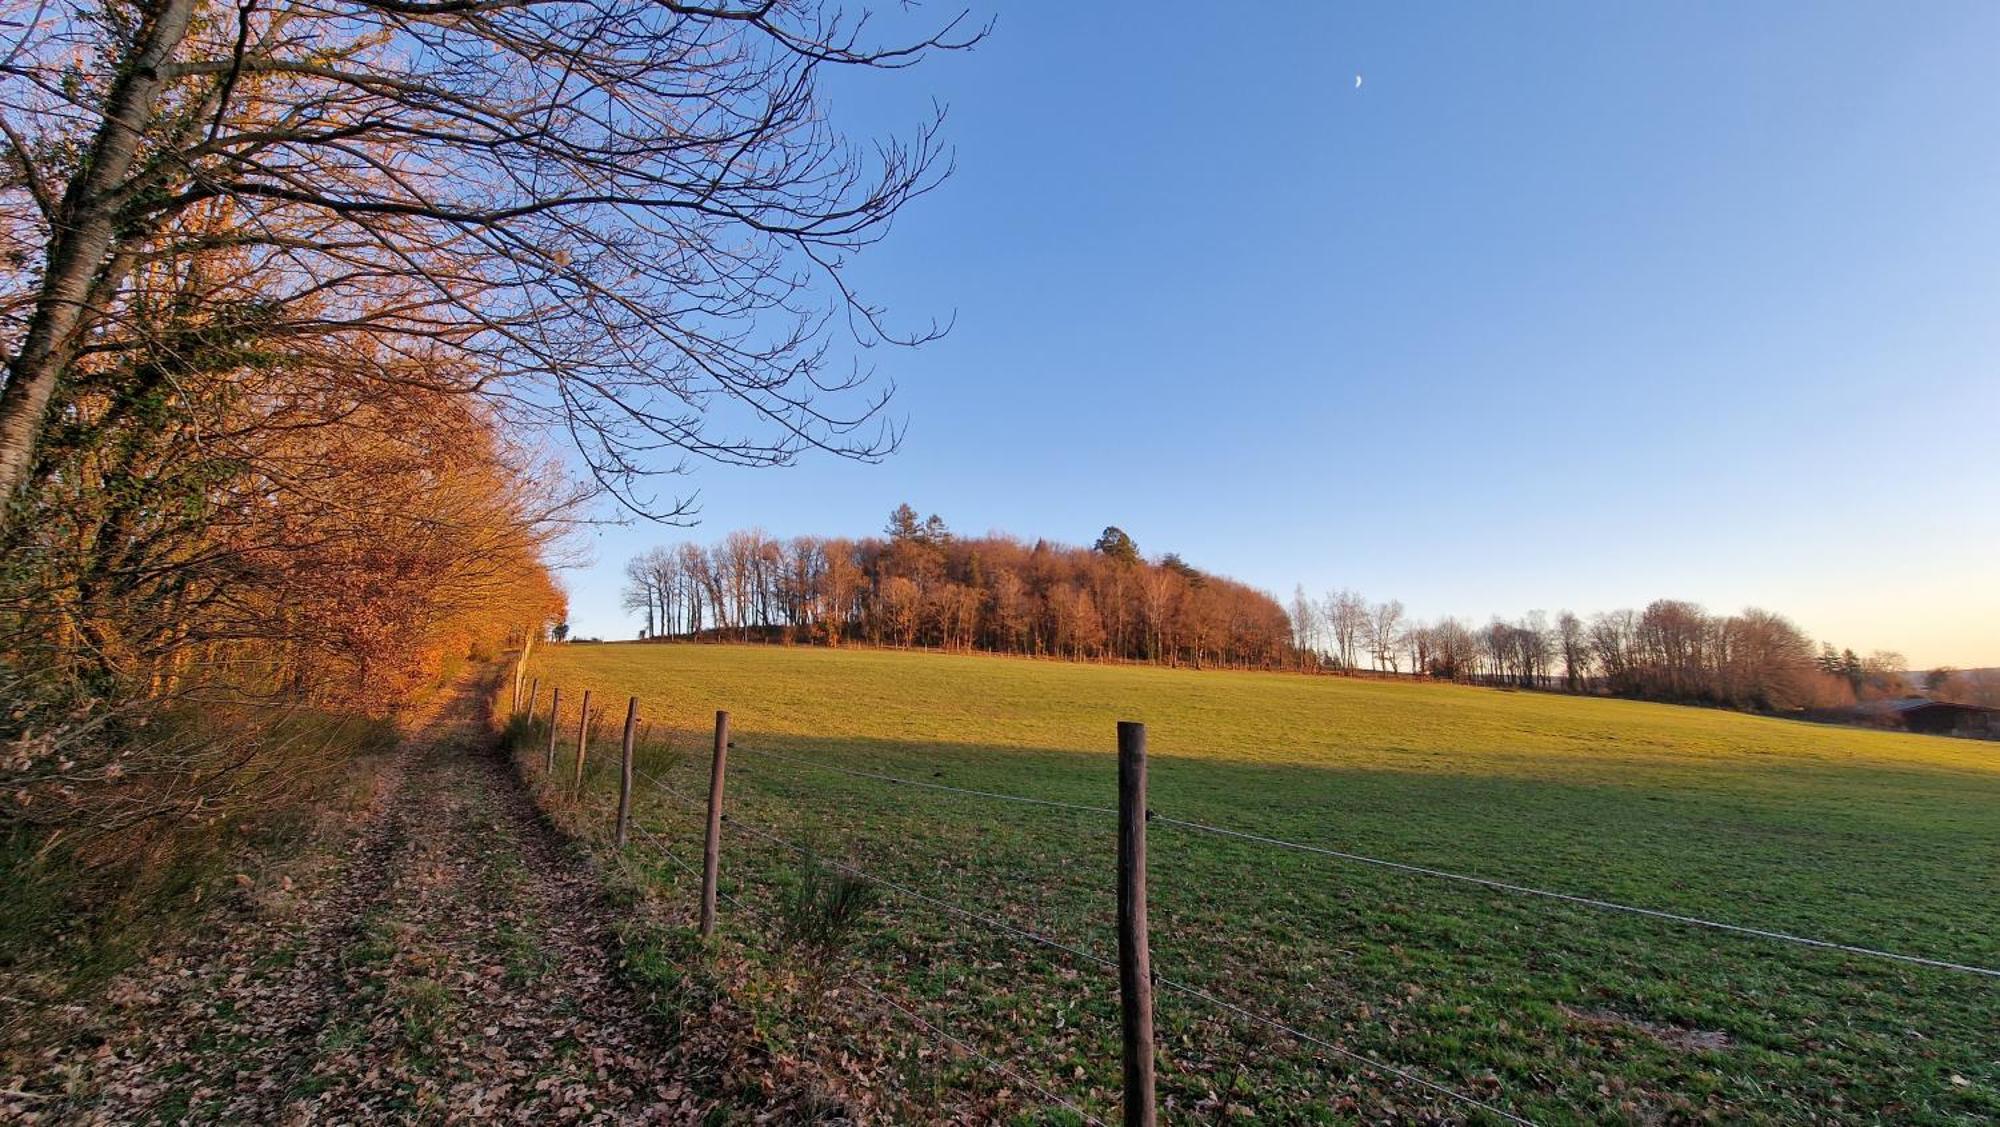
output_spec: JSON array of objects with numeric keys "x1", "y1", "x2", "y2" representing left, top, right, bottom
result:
[{"x1": 558, "y1": 3, "x2": 2000, "y2": 668}]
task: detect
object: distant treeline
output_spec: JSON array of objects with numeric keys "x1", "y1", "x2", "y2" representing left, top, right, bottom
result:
[
  {"x1": 619, "y1": 506, "x2": 1922, "y2": 714},
  {"x1": 621, "y1": 507, "x2": 1291, "y2": 668},
  {"x1": 1294, "y1": 592, "x2": 1878, "y2": 713}
]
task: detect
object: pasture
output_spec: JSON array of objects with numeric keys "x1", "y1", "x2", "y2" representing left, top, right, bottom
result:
[{"x1": 520, "y1": 642, "x2": 1999, "y2": 1124}]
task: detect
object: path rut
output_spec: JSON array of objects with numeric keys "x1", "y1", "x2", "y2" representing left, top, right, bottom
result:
[{"x1": 12, "y1": 675, "x2": 719, "y2": 1124}]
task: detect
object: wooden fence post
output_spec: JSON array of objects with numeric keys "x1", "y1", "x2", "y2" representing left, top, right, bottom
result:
[
  {"x1": 700, "y1": 710, "x2": 731, "y2": 938},
  {"x1": 513, "y1": 630, "x2": 534, "y2": 719},
  {"x1": 545, "y1": 687, "x2": 561, "y2": 773},
  {"x1": 573, "y1": 689, "x2": 592, "y2": 793},
  {"x1": 1117, "y1": 720, "x2": 1157, "y2": 1127},
  {"x1": 528, "y1": 677, "x2": 539, "y2": 724},
  {"x1": 616, "y1": 696, "x2": 638, "y2": 847}
]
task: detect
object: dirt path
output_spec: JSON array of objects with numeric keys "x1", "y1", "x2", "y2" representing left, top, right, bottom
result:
[{"x1": 9, "y1": 676, "x2": 718, "y2": 1124}]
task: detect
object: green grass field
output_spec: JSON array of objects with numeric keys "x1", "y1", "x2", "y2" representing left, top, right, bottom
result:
[{"x1": 519, "y1": 642, "x2": 1999, "y2": 1124}]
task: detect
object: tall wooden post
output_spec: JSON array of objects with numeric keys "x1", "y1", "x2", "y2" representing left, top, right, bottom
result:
[
  {"x1": 511, "y1": 667, "x2": 521, "y2": 715},
  {"x1": 700, "y1": 710, "x2": 731, "y2": 938},
  {"x1": 513, "y1": 630, "x2": 535, "y2": 719},
  {"x1": 527, "y1": 677, "x2": 539, "y2": 723},
  {"x1": 616, "y1": 696, "x2": 638, "y2": 847},
  {"x1": 573, "y1": 689, "x2": 592, "y2": 793},
  {"x1": 545, "y1": 687, "x2": 561, "y2": 773},
  {"x1": 1117, "y1": 721, "x2": 1157, "y2": 1127}
]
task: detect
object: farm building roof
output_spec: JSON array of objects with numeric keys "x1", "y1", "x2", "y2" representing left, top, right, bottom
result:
[{"x1": 1852, "y1": 696, "x2": 2000, "y2": 717}]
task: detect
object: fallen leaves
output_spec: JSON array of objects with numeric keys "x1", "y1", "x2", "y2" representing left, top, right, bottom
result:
[{"x1": 2, "y1": 679, "x2": 730, "y2": 1124}]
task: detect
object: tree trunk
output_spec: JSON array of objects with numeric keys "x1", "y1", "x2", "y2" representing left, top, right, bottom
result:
[{"x1": 0, "y1": 0, "x2": 199, "y2": 503}]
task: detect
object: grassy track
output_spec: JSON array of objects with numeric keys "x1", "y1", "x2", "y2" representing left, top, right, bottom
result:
[{"x1": 523, "y1": 641, "x2": 1999, "y2": 1124}]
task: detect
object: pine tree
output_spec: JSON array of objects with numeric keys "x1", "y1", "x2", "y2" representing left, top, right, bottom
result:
[
  {"x1": 884, "y1": 503, "x2": 923, "y2": 542},
  {"x1": 1093, "y1": 526, "x2": 1140, "y2": 564}
]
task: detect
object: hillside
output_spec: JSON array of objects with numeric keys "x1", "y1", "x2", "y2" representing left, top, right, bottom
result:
[{"x1": 521, "y1": 642, "x2": 2000, "y2": 1123}]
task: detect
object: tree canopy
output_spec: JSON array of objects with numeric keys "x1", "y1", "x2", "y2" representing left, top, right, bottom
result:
[
  {"x1": 625, "y1": 513, "x2": 1291, "y2": 668},
  {"x1": 0, "y1": 0, "x2": 978, "y2": 513}
]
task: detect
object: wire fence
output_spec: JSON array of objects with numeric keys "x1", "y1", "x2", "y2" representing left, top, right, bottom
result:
[
  {"x1": 508, "y1": 677, "x2": 1999, "y2": 1125},
  {"x1": 622, "y1": 777, "x2": 1116, "y2": 1127},
  {"x1": 727, "y1": 743, "x2": 2000, "y2": 980}
]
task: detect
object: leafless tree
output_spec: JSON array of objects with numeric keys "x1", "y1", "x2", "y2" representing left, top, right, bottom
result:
[
  {"x1": 1366, "y1": 599, "x2": 1404, "y2": 673},
  {"x1": 1591, "y1": 609, "x2": 1639, "y2": 693},
  {"x1": 877, "y1": 575, "x2": 921, "y2": 647},
  {"x1": 676, "y1": 542, "x2": 712, "y2": 635},
  {"x1": 1556, "y1": 610, "x2": 1589, "y2": 691},
  {"x1": 1937, "y1": 668, "x2": 2000, "y2": 708},
  {"x1": 621, "y1": 544, "x2": 683, "y2": 637},
  {"x1": 1425, "y1": 617, "x2": 1480, "y2": 680},
  {"x1": 1481, "y1": 618, "x2": 1513, "y2": 684},
  {"x1": 622, "y1": 557, "x2": 661, "y2": 638},
  {"x1": 1288, "y1": 584, "x2": 1319, "y2": 668},
  {"x1": 1140, "y1": 566, "x2": 1180, "y2": 663},
  {"x1": 1636, "y1": 599, "x2": 1710, "y2": 699},
  {"x1": 1520, "y1": 610, "x2": 1554, "y2": 687},
  {"x1": 1322, "y1": 588, "x2": 1366, "y2": 671},
  {"x1": 1713, "y1": 608, "x2": 1817, "y2": 710},
  {"x1": 0, "y1": 0, "x2": 981, "y2": 512},
  {"x1": 1860, "y1": 650, "x2": 1910, "y2": 698}
]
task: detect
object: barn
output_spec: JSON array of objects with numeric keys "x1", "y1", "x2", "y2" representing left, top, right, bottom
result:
[{"x1": 1853, "y1": 697, "x2": 2000, "y2": 737}]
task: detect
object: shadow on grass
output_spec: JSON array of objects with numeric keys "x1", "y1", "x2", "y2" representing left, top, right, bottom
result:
[{"x1": 500, "y1": 710, "x2": 2000, "y2": 1125}]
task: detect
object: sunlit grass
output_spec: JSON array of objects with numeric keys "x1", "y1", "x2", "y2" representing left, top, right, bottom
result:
[{"x1": 525, "y1": 641, "x2": 2000, "y2": 1124}]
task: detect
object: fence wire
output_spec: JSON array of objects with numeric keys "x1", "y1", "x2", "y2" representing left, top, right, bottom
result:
[
  {"x1": 730, "y1": 743, "x2": 1118, "y2": 816},
  {"x1": 713, "y1": 797, "x2": 1120, "y2": 973},
  {"x1": 1151, "y1": 972, "x2": 1534, "y2": 1125},
  {"x1": 620, "y1": 778, "x2": 1107, "y2": 1126},
  {"x1": 1146, "y1": 814, "x2": 2000, "y2": 979},
  {"x1": 855, "y1": 982, "x2": 1112, "y2": 1127},
  {"x1": 635, "y1": 766, "x2": 1528, "y2": 1125},
  {"x1": 723, "y1": 738, "x2": 2000, "y2": 979},
  {"x1": 527, "y1": 686, "x2": 1999, "y2": 1127}
]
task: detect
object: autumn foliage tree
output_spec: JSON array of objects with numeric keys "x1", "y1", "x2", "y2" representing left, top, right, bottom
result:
[
  {"x1": 5, "y1": 0, "x2": 992, "y2": 969},
  {"x1": 0, "y1": 214, "x2": 573, "y2": 707},
  {"x1": 622, "y1": 510, "x2": 1293, "y2": 669},
  {"x1": 1, "y1": 0, "x2": 968, "y2": 913}
]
